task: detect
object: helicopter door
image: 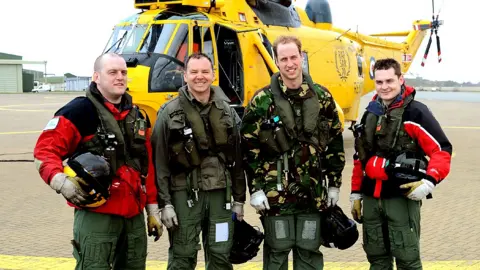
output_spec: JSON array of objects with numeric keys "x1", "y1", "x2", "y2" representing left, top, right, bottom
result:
[
  {"x1": 192, "y1": 22, "x2": 219, "y2": 86},
  {"x1": 212, "y1": 24, "x2": 244, "y2": 106}
]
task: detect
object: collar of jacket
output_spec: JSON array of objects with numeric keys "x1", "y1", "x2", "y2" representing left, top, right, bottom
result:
[
  {"x1": 179, "y1": 84, "x2": 231, "y2": 109},
  {"x1": 276, "y1": 72, "x2": 315, "y2": 101},
  {"x1": 367, "y1": 84, "x2": 416, "y2": 116},
  {"x1": 88, "y1": 82, "x2": 133, "y2": 120}
]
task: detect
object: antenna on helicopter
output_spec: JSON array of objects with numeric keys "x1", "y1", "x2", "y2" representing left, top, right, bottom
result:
[{"x1": 420, "y1": 0, "x2": 443, "y2": 67}]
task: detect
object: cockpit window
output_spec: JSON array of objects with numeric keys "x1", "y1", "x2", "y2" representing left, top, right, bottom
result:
[
  {"x1": 167, "y1": 24, "x2": 189, "y2": 63},
  {"x1": 122, "y1": 24, "x2": 148, "y2": 53},
  {"x1": 139, "y1": 23, "x2": 177, "y2": 54},
  {"x1": 103, "y1": 24, "x2": 148, "y2": 54},
  {"x1": 103, "y1": 25, "x2": 130, "y2": 53}
]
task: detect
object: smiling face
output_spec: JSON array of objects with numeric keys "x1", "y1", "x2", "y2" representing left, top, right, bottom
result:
[
  {"x1": 183, "y1": 56, "x2": 214, "y2": 94},
  {"x1": 275, "y1": 41, "x2": 303, "y2": 82},
  {"x1": 374, "y1": 67, "x2": 404, "y2": 103},
  {"x1": 93, "y1": 54, "x2": 127, "y2": 102}
]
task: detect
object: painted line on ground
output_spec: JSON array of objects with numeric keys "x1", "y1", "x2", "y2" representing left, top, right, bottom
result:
[
  {"x1": 442, "y1": 126, "x2": 480, "y2": 130},
  {"x1": 0, "y1": 255, "x2": 479, "y2": 270},
  {"x1": 0, "y1": 130, "x2": 41, "y2": 135},
  {"x1": 0, "y1": 103, "x2": 65, "y2": 108}
]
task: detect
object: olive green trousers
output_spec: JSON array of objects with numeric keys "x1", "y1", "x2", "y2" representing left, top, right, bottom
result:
[
  {"x1": 362, "y1": 195, "x2": 422, "y2": 270},
  {"x1": 167, "y1": 189, "x2": 234, "y2": 270},
  {"x1": 261, "y1": 212, "x2": 324, "y2": 270},
  {"x1": 72, "y1": 209, "x2": 147, "y2": 270}
]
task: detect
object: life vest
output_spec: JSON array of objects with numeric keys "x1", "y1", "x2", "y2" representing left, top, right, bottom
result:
[
  {"x1": 79, "y1": 88, "x2": 149, "y2": 183},
  {"x1": 167, "y1": 86, "x2": 237, "y2": 193},
  {"x1": 258, "y1": 72, "x2": 331, "y2": 154},
  {"x1": 355, "y1": 91, "x2": 418, "y2": 167}
]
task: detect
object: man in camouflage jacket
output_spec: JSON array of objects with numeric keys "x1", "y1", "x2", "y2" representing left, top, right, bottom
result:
[{"x1": 241, "y1": 35, "x2": 345, "y2": 269}]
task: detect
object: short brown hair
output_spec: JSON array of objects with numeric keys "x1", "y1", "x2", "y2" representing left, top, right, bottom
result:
[
  {"x1": 184, "y1": 52, "x2": 213, "y2": 70},
  {"x1": 373, "y1": 58, "x2": 402, "y2": 77},
  {"x1": 273, "y1": 35, "x2": 302, "y2": 57}
]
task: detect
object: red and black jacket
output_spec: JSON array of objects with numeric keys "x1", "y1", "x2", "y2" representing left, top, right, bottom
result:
[
  {"x1": 33, "y1": 83, "x2": 157, "y2": 218},
  {"x1": 351, "y1": 86, "x2": 452, "y2": 198}
]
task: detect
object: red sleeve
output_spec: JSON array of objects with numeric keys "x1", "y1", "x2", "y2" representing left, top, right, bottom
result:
[
  {"x1": 144, "y1": 128, "x2": 158, "y2": 204},
  {"x1": 351, "y1": 157, "x2": 364, "y2": 192},
  {"x1": 33, "y1": 116, "x2": 82, "y2": 185},
  {"x1": 404, "y1": 108, "x2": 452, "y2": 183}
]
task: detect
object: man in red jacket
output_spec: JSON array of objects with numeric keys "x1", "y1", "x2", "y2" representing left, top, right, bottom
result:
[
  {"x1": 349, "y1": 58, "x2": 452, "y2": 270},
  {"x1": 33, "y1": 52, "x2": 163, "y2": 270}
]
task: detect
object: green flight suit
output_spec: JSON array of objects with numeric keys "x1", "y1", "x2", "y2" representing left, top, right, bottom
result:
[
  {"x1": 241, "y1": 72, "x2": 346, "y2": 270},
  {"x1": 151, "y1": 85, "x2": 246, "y2": 270},
  {"x1": 362, "y1": 196, "x2": 421, "y2": 270},
  {"x1": 72, "y1": 209, "x2": 147, "y2": 270}
]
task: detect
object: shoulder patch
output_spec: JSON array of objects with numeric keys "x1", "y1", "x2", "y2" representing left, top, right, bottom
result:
[
  {"x1": 43, "y1": 117, "x2": 59, "y2": 131},
  {"x1": 169, "y1": 109, "x2": 184, "y2": 118}
]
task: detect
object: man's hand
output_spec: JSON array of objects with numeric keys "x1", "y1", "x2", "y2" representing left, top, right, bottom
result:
[
  {"x1": 250, "y1": 190, "x2": 270, "y2": 212},
  {"x1": 161, "y1": 204, "x2": 179, "y2": 229},
  {"x1": 50, "y1": 173, "x2": 91, "y2": 205},
  {"x1": 232, "y1": 202, "x2": 244, "y2": 221},
  {"x1": 350, "y1": 193, "x2": 363, "y2": 223},
  {"x1": 400, "y1": 179, "x2": 435, "y2": 201},
  {"x1": 146, "y1": 204, "x2": 163, "y2": 242},
  {"x1": 327, "y1": 187, "x2": 340, "y2": 207}
]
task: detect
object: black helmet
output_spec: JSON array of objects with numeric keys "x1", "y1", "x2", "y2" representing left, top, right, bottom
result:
[
  {"x1": 321, "y1": 205, "x2": 359, "y2": 250},
  {"x1": 229, "y1": 218, "x2": 264, "y2": 264},
  {"x1": 64, "y1": 152, "x2": 111, "y2": 207},
  {"x1": 386, "y1": 152, "x2": 428, "y2": 182}
]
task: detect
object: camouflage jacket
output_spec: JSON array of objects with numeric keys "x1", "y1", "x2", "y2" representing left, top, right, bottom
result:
[{"x1": 241, "y1": 73, "x2": 345, "y2": 214}]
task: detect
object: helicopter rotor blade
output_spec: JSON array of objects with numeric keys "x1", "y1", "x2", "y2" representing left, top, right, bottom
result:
[
  {"x1": 421, "y1": 32, "x2": 433, "y2": 67},
  {"x1": 436, "y1": 32, "x2": 441, "y2": 63}
]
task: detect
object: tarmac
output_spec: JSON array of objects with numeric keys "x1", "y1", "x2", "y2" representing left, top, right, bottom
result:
[{"x1": 0, "y1": 91, "x2": 479, "y2": 269}]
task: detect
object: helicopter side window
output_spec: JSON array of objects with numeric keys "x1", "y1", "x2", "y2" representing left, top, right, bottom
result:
[
  {"x1": 151, "y1": 23, "x2": 177, "y2": 54},
  {"x1": 167, "y1": 24, "x2": 189, "y2": 63},
  {"x1": 357, "y1": 55, "x2": 364, "y2": 77},
  {"x1": 302, "y1": 51, "x2": 309, "y2": 74},
  {"x1": 202, "y1": 27, "x2": 214, "y2": 65}
]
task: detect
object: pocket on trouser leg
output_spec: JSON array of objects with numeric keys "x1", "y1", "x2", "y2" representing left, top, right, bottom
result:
[
  {"x1": 264, "y1": 215, "x2": 295, "y2": 252},
  {"x1": 172, "y1": 222, "x2": 201, "y2": 258},
  {"x1": 389, "y1": 226, "x2": 421, "y2": 265},
  {"x1": 208, "y1": 217, "x2": 234, "y2": 254},
  {"x1": 362, "y1": 224, "x2": 388, "y2": 257},
  {"x1": 81, "y1": 233, "x2": 117, "y2": 270},
  {"x1": 295, "y1": 213, "x2": 322, "y2": 252},
  {"x1": 125, "y1": 228, "x2": 148, "y2": 270}
]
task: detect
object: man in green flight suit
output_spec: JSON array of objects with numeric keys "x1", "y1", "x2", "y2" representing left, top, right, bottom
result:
[
  {"x1": 151, "y1": 52, "x2": 246, "y2": 270},
  {"x1": 241, "y1": 35, "x2": 346, "y2": 270}
]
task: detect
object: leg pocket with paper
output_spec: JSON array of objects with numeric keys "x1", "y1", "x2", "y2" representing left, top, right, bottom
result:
[
  {"x1": 207, "y1": 216, "x2": 234, "y2": 254},
  {"x1": 264, "y1": 215, "x2": 295, "y2": 252},
  {"x1": 295, "y1": 213, "x2": 322, "y2": 251}
]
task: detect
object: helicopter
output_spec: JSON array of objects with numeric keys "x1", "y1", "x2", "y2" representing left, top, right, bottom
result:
[{"x1": 102, "y1": 0, "x2": 443, "y2": 129}]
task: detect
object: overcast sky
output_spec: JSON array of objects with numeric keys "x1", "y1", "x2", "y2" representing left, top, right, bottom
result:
[{"x1": 1, "y1": 0, "x2": 476, "y2": 83}]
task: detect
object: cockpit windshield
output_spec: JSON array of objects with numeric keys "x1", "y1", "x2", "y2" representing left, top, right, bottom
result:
[
  {"x1": 103, "y1": 24, "x2": 148, "y2": 54},
  {"x1": 139, "y1": 23, "x2": 189, "y2": 63}
]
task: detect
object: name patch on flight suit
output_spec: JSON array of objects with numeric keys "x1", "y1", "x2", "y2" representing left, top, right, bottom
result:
[{"x1": 43, "y1": 117, "x2": 59, "y2": 130}]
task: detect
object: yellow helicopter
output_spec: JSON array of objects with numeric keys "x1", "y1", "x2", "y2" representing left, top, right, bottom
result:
[{"x1": 102, "y1": 0, "x2": 443, "y2": 129}]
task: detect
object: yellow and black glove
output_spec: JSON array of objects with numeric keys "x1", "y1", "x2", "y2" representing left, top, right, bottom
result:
[
  {"x1": 349, "y1": 193, "x2": 363, "y2": 223},
  {"x1": 400, "y1": 179, "x2": 435, "y2": 201},
  {"x1": 146, "y1": 204, "x2": 163, "y2": 242}
]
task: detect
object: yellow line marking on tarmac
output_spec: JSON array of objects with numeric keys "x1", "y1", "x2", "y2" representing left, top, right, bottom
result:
[
  {"x1": 0, "y1": 255, "x2": 479, "y2": 269},
  {"x1": 0, "y1": 103, "x2": 64, "y2": 108},
  {"x1": 0, "y1": 108, "x2": 53, "y2": 112},
  {"x1": 0, "y1": 130, "x2": 41, "y2": 135},
  {"x1": 443, "y1": 126, "x2": 480, "y2": 130}
]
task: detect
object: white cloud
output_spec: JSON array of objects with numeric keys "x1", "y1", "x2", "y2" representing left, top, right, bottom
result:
[{"x1": 0, "y1": 0, "x2": 477, "y2": 83}]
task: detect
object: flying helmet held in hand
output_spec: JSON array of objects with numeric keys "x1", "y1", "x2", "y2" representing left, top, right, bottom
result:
[{"x1": 63, "y1": 152, "x2": 112, "y2": 208}]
